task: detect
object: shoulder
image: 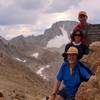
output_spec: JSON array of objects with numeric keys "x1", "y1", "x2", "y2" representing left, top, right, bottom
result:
[
  {"x1": 78, "y1": 61, "x2": 94, "y2": 75},
  {"x1": 77, "y1": 61, "x2": 87, "y2": 70},
  {"x1": 65, "y1": 43, "x2": 73, "y2": 51},
  {"x1": 61, "y1": 61, "x2": 69, "y2": 69},
  {"x1": 74, "y1": 23, "x2": 81, "y2": 30},
  {"x1": 78, "y1": 61, "x2": 87, "y2": 68},
  {"x1": 62, "y1": 61, "x2": 68, "y2": 66},
  {"x1": 79, "y1": 43, "x2": 88, "y2": 49},
  {"x1": 65, "y1": 42, "x2": 72, "y2": 46},
  {"x1": 65, "y1": 43, "x2": 73, "y2": 48},
  {"x1": 58, "y1": 62, "x2": 68, "y2": 73},
  {"x1": 80, "y1": 43, "x2": 88, "y2": 47}
]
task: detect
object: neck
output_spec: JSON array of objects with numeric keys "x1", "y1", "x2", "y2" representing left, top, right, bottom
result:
[
  {"x1": 80, "y1": 22, "x2": 87, "y2": 26},
  {"x1": 69, "y1": 62, "x2": 77, "y2": 69},
  {"x1": 69, "y1": 62, "x2": 77, "y2": 76},
  {"x1": 73, "y1": 41, "x2": 81, "y2": 45}
]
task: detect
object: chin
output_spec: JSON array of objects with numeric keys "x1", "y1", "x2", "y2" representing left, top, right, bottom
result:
[{"x1": 69, "y1": 61, "x2": 76, "y2": 64}]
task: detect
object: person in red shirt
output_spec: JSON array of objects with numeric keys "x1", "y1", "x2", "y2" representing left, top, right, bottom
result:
[
  {"x1": 74, "y1": 11, "x2": 91, "y2": 45},
  {"x1": 75, "y1": 11, "x2": 88, "y2": 30}
]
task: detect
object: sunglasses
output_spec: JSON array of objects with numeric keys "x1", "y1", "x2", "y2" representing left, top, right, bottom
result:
[
  {"x1": 73, "y1": 34, "x2": 81, "y2": 36},
  {"x1": 79, "y1": 15, "x2": 86, "y2": 18}
]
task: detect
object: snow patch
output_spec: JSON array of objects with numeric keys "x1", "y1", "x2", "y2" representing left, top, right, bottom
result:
[
  {"x1": 16, "y1": 57, "x2": 26, "y2": 63},
  {"x1": 47, "y1": 26, "x2": 70, "y2": 48},
  {"x1": 31, "y1": 52, "x2": 39, "y2": 58},
  {"x1": 37, "y1": 65, "x2": 50, "y2": 80}
]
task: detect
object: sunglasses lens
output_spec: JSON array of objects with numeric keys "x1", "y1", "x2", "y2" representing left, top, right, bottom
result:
[
  {"x1": 79, "y1": 15, "x2": 86, "y2": 18},
  {"x1": 74, "y1": 34, "x2": 81, "y2": 36}
]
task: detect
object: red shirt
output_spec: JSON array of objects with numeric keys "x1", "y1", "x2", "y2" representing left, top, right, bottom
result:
[{"x1": 74, "y1": 23, "x2": 89, "y2": 32}]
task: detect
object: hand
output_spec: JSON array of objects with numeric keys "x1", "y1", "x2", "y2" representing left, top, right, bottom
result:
[
  {"x1": 48, "y1": 95, "x2": 56, "y2": 100},
  {"x1": 90, "y1": 75, "x2": 97, "y2": 82}
]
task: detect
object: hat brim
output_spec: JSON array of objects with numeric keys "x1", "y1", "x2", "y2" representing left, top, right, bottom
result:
[{"x1": 62, "y1": 52, "x2": 67, "y2": 57}]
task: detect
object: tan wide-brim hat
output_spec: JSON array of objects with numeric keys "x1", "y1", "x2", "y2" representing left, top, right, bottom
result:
[{"x1": 62, "y1": 47, "x2": 78, "y2": 57}]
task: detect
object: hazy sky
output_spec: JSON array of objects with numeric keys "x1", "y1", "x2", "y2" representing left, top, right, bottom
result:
[{"x1": 0, "y1": 0, "x2": 100, "y2": 39}]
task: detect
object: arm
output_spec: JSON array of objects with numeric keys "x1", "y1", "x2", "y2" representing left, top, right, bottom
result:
[
  {"x1": 89, "y1": 75, "x2": 97, "y2": 82},
  {"x1": 49, "y1": 63, "x2": 64, "y2": 100},
  {"x1": 48, "y1": 80, "x2": 61, "y2": 100},
  {"x1": 79, "y1": 64, "x2": 91, "y2": 81},
  {"x1": 50, "y1": 65, "x2": 63, "y2": 97},
  {"x1": 52, "y1": 80, "x2": 62, "y2": 94}
]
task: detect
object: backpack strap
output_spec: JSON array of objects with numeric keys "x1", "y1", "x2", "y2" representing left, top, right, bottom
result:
[
  {"x1": 77, "y1": 66, "x2": 85, "y2": 82},
  {"x1": 79, "y1": 61, "x2": 95, "y2": 75},
  {"x1": 78, "y1": 61, "x2": 95, "y2": 82}
]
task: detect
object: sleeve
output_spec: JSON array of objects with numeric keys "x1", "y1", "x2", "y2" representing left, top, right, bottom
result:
[
  {"x1": 56, "y1": 63, "x2": 64, "y2": 81},
  {"x1": 80, "y1": 66, "x2": 91, "y2": 81}
]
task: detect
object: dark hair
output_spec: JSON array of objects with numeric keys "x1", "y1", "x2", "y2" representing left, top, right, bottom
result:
[{"x1": 71, "y1": 29, "x2": 84, "y2": 41}]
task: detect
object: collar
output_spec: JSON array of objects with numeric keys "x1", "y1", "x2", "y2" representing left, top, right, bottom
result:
[{"x1": 72, "y1": 42, "x2": 82, "y2": 46}]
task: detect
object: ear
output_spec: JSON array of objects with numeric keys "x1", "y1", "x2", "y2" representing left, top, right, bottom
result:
[{"x1": 86, "y1": 16, "x2": 88, "y2": 19}]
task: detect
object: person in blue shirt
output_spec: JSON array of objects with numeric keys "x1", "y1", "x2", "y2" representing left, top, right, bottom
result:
[{"x1": 48, "y1": 47, "x2": 96, "y2": 100}]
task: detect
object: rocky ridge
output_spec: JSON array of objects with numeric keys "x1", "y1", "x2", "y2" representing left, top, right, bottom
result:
[
  {"x1": 0, "y1": 53, "x2": 51, "y2": 100},
  {"x1": 76, "y1": 41, "x2": 100, "y2": 100}
]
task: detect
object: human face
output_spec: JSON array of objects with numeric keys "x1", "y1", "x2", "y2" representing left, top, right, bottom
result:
[
  {"x1": 73, "y1": 31, "x2": 82, "y2": 43},
  {"x1": 67, "y1": 53, "x2": 77, "y2": 65},
  {"x1": 78, "y1": 14, "x2": 87, "y2": 24}
]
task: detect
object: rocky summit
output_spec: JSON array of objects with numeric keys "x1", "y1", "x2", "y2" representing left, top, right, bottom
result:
[{"x1": 76, "y1": 41, "x2": 100, "y2": 100}]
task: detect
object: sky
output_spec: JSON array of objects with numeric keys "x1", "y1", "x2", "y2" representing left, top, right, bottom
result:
[{"x1": 0, "y1": 0, "x2": 100, "y2": 40}]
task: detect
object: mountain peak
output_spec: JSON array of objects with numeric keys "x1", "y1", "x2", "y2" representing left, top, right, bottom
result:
[{"x1": 0, "y1": 36, "x2": 8, "y2": 45}]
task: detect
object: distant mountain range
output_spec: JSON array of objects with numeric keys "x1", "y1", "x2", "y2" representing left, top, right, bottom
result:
[{"x1": 8, "y1": 21, "x2": 77, "y2": 52}]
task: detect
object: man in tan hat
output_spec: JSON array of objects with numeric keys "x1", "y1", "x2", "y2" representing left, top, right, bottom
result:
[{"x1": 48, "y1": 47, "x2": 96, "y2": 100}]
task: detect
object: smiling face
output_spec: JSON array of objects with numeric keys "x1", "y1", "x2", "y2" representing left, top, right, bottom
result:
[
  {"x1": 67, "y1": 53, "x2": 77, "y2": 65},
  {"x1": 73, "y1": 31, "x2": 82, "y2": 43},
  {"x1": 78, "y1": 14, "x2": 88, "y2": 24},
  {"x1": 67, "y1": 47, "x2": 78, "y2": 65}
]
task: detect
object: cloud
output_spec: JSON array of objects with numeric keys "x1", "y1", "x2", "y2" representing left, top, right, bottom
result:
[
  {"x1": 0, "y1": 0, "x2": 48, "y2": 10},
  {"x1": 15, "y1": 0, "x2": 47, "y2": 10},
  {"x1": 0, "y1": 0, "x2": 99, "y2": 25},
  {"x1": 0, "y1": 0, "x2": 82, "y2": 25},
  {"x1": 46, "y1": 0, "x2": 81, "y2": 13},
  {"x1": 0, "y1": 0, "x2": 50, "y2": 25},
  {"x1": 0, "y1": 0, "x2": 100, "y2": 40},
  {"x1": 0, "y1": 25, "x2": 34, "y2": 39}
]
